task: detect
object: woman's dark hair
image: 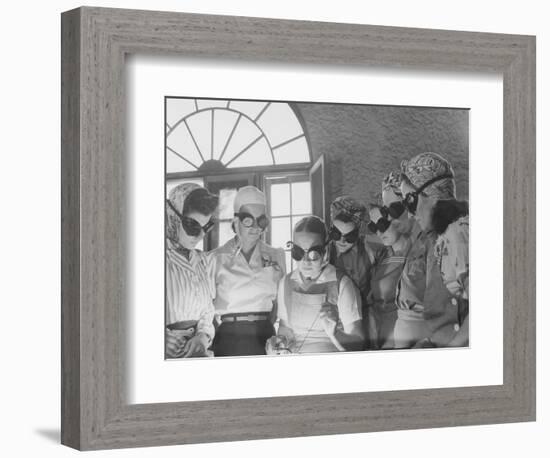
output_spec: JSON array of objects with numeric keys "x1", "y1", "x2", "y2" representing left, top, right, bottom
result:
[
  {"x1": 183, "y1": 188, "x2": 219, "y2": 216},
  {"x1": 294, "y1": 215, "x2": 327, "y2": 241},
  {"x1": 333, "y1": 212, "x2": 354, "y2": 224},
  {"x1": 432, "y1": 199, "x2": 469, "y2": 235}
]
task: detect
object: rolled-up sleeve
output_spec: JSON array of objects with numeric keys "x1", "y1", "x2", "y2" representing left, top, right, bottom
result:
[{"x1": 196, "y1": 303, "x2": 215, "y2": 341}]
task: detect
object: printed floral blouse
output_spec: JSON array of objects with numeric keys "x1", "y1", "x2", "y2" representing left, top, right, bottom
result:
[{"x1": 435, "y1": 215, "x2": 469, "y2": 300}]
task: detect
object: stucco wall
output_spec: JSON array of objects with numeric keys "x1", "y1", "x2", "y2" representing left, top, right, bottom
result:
[{"x1": 294, "y1": 102, "x2": 469, "y2": 205}]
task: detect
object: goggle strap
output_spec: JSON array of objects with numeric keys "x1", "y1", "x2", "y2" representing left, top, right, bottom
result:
[
  {"x1": 166, "y1": 199, "x2": 183, "y2": 219},
  {"x1": 415, "y1": 173, "x2": 454, "y2": 194}
]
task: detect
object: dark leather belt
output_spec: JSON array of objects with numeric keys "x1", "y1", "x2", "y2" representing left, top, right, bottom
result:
[{"x1": 221, "y1": 312, "x2": 270, "y2": 323}]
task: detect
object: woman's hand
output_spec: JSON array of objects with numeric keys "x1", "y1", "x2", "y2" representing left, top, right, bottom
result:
[
  {"x1": 165, "y1": 330, "x2": 188, "y2": 358},
  {"x1": 182, "y1": 332, "x2": 211, "y2": 357},
  {"x1": 320, "y1": 304, "x2": 339, "y2": 337},
  {"x1": 266, "y1": 335, "x2": 291, "y2": 355}
]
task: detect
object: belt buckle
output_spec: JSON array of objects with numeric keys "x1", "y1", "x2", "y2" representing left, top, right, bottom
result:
[{"x1": 246, "y1": 314, "x2": 256, "y2": 322}]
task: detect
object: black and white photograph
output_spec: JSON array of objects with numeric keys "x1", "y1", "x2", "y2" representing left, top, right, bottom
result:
[
  {"x1": 2, "y1": 0, "x2": 544, "y2": 454},
  {"x1": 164, "y1": 96, "x2": 469, "y2": 359}
]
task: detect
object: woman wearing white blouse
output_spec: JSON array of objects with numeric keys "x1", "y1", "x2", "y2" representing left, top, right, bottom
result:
[{"x1": 211, "y1": 186, "x2": 286, "y2": 356}]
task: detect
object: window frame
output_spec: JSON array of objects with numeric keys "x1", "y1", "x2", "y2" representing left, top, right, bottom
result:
[
  {"x1": 264, "y1": 171, "x2": 313, "y2": 271},
  {"x1": 165, "y1": 99, "x2": 313, "y2": 175}
]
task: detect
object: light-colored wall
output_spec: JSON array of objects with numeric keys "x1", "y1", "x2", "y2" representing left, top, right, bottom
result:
[{"x1": 296, "y1": 102, "x2": 469, "y2": 205}]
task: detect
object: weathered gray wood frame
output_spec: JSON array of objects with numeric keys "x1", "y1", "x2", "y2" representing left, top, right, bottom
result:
[{"x1": 61, "y1": 6, "x2": 536, "y2": 451}]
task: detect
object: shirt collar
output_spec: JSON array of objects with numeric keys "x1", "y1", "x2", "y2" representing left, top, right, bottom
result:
[
  {"x1": 224, "y1": 236, "x2": 264, "y2": 267},
  {"x1": 167, "y1": 243, "x2": 199, "y2": 267},
  {"x1": 166, "y1": 238, "x2": 193, "y2": 260}
]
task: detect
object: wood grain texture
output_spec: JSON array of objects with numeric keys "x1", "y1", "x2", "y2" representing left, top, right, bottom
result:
[
  {"x1": 60, "y1": 8, "x2": 81, "y2": 450},
  {"x1": 60, "y1": 6, "x2": 536, "y2": 450}
]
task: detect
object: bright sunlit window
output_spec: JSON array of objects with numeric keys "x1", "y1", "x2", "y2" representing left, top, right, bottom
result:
[
  {"x1": 166, "y1": 98, "x2": 311, "y2": 173},
  {"x1": 265, "y1": 174, "x2": 312, "y2": 272}
]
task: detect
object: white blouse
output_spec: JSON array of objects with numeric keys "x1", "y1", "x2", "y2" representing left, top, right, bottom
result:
[{"x1": 211, "y1": 237, "x2": 286, "y2": 316}]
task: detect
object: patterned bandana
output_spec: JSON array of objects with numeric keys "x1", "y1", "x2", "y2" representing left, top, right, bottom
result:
[
  {"x1": 166, "y1": 182, "x2": 201, "y2": 249},
  {"x1": 400, "y1": 152, "x2": 456, "y2": 199},
  {"x1": 382, "y1": 171, "x2": 403, "y2": 197},
  {"x1": 330, "y1": 195, "x2": 366, "y2": 227}
]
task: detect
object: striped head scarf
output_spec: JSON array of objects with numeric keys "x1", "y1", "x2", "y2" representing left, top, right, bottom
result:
[
  {"x1": 400, "y1": 152, "x2": 456, "y2": 199},
  {"x1": 330, "y1": 195, "x2": 367, "y2": 227}
]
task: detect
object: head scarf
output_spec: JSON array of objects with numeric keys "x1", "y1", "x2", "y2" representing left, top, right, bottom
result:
[
  {"x1": 330, "y1": 195, "x2": 367, "y2": 228},
  {"x1": 382, "y1": 170, "x2": 403, "y2": 197},
  {"x1": 166, "y1": 182, "x2": 201, "y2": 244},
  {"x1": 400, "y1": 152, "x2": 456, "y2": 200}
]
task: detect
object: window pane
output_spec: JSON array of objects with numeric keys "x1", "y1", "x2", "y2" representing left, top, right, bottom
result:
[
  {"x1": 257, "y1": 103, "x2": 304, "y2": 147},
  {"x1": 166, "y1": 123, "x2": 204, "y2": 169},
  {"x1": 197, "y1": 99, "x2": 227, "y2": 110},
  {"x1": 272, "y1": 136, "x2": 310, "y2": 164},
  {"x1": 270, "y1": 217, "x2": 291, "y2": 251},
  {"x1": 218, "y1": 188, "x2": 238, "y2": 220},
  {"x1": 166, "y1": 98, "x2": 196, "y2": 127},
  {"x1": 269, "y1": 183, "x2": 290, "y2": 216},
  {"x1": 222, "y1": 117, "x2": 263, "y2": 165},
  {"x1": 218, "y1": 222, "x2": 234, "y2": 248},
  {"x1": 291, "y1": 181, "x2": 312, "y2": 215},
  {"x1": 228, "y1": 100, "x2": 268, "y2": 120},
  {"x1": 213, "y1": 109, "x2": 240, "y2": 160},
  {"x1": 228, "y1": 137, "x2": 273, "y2": 168},
  {"x1": 186, "y1": 110, "x2": 213, "y2": 160},
  {"x1": 166, "y1": 151, "x2": 196, "y2": 173}
]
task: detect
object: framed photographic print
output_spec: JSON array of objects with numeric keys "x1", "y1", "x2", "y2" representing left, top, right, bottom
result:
[{"x1": 61, "y1": 6, "x2": 535, "y2": 450}]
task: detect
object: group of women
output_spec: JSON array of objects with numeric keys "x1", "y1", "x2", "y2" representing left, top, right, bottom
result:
[{"x1": 165, "y1": 152, "x2": 469, "y2": 358}]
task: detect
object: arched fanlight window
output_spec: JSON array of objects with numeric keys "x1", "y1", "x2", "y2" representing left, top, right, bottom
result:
[{"x1": 166, "y1": 98, "x2": 311, "y2": 173}]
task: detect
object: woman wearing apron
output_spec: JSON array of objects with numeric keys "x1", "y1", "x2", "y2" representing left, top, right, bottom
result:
[
  {"x1": 399, "y1": 152, "x2": 463, "y2": 348},
  {"x1": 211, "y1": 186, "x2": 286, "y2": 356},
  {"x1": 267, "y1": 216, "x2": 364, "y2": 355},
  {"x1": 165, "y1": 183, "x2": 219, "y2": 358}
]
